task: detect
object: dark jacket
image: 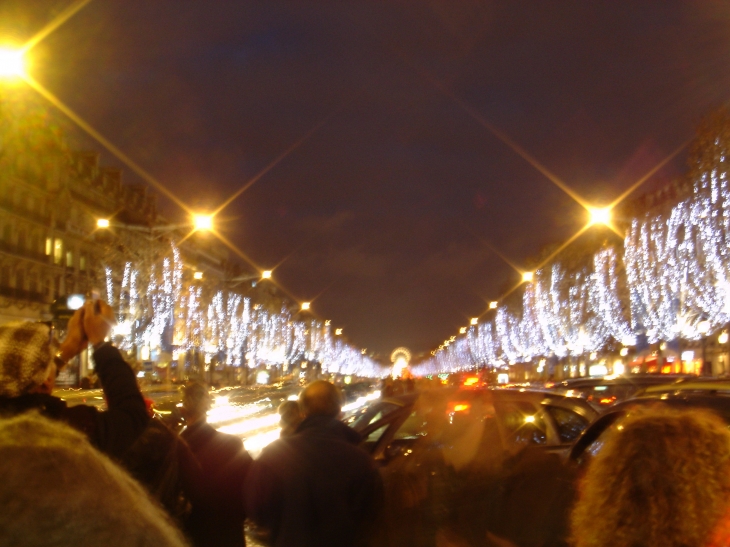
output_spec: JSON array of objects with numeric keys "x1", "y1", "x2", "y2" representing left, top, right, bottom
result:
[
  {"x1": 0, "y1": 343, "x2": 149, "y2": 460},
  {"x1": 182, "y1": 421, "x2": 251, "y2": 547},
  {"x1": 245, "y1": 415, "x2": 383, "y2": 547}
]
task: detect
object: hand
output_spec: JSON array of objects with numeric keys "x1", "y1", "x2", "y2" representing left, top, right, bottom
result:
[
  {"x1": 83, "y1": 299, "x2": 117, "y2": 347},
  {"x1": 59, "y1": 307, "x2": 89, "y2": 362}
]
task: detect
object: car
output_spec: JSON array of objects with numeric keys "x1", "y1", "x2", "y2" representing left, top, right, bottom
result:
[
  {"x1": 345, "y1": 387, "x2": 598, "y2": 547},
  {"x1": 346, "y1": 387, "x2": 599, "y2": 464},
  {"x1": 568, "y1": 389, "x2": 730, "y2": 467},
  {"x1": 547, "y1": 374, "x2": 696, "y2": 408}
]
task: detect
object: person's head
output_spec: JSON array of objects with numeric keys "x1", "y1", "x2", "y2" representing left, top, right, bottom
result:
[
  {"x1": 181, "y1": 381, "x2": 211, "y2": 424},
  {"x1": 299, "y1": 380, "x2": 343, "y2": 418},
  {"x1": 0, "y1": 412, "x2": 188, "y2": 547},
  {"x1": 278, "y1": 400, "x2": 303, "y2": 436},
  {"x1": 571, "y1": 406, "x2": 730, "y2": 547},
  {"x1": 0, "y1": 321, "x2": 59, "y2": 398}
]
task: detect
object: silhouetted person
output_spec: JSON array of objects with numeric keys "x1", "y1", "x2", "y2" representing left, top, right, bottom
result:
[
  {"x1": 0, "y1": 412, "x2": 188, "y2": 547},
  {"x1": 0, "y1": 300, "x2": 149, "y2": 461},
  {"x1": 572, "y1": 407, "x2": 730, "y2": 547},
  {"x1": 181, "y1": 382, "x2": 251, "y2": 547},
  {"x1": 245, "y1": 380, "x2": 383, "y2": 547},
  {"x1": 277, "y1": 400, "x2": 302, "y2": 437}
]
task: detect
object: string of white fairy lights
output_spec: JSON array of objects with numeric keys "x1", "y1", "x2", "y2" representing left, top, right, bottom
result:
[
  {"x1": 417, "y1": 163, "x2": 730, "y2": 375},
  {"x1": 101, "y1": 244, "x2": 383, "y2": 378}
]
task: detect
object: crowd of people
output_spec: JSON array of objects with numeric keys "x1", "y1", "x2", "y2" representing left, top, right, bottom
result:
[
  {"x1": 0, "y1": 300, "x2": 383, "y2": 547},
  {"x1": 3, "y1": 299, "x2": 730, "y2": 547}
]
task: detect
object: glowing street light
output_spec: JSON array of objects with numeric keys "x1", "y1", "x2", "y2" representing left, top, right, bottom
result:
[
  {"x1": 470, "y1": 318, "x2": 478, "y2": 326},
  {"x1": 193, "y1": 214, "x2": 214, "y2": 231},
  {"x1": 719, "y1": 331, "x2": 729, "y2": 345},
  {"x1": 459, "y1": 327, "x2": 467, "y2": 334},
  {"x1": 96, "y1": 218, "x2": 110, "y2": 228},
  {"x1": 588, "y1": 206, "x2": 611, "y2": 226},
  {"x1": 489, "y1": 301, "x2": 498, "y2": 310},
  {"x1": 0, "y1": 47, "x2": 26, "y2": 78},
  {"x1": 261, "y1": 270, "x2": 272, "y2": 279},
  {"x1": 301, "y1": 302, "x2": 311, "y2": 311},
  {"x1": 193, "y1": 271, "x2": 204, "y2": 280},
  {"x1": 522, "y1": 271, "x2": 534, "y2": 283},
  {"x1": 335, "y1": 328, "x2": 343, "y2": 336}
]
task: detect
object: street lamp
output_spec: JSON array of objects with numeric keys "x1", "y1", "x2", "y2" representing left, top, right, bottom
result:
[
  {"x1": 522, "y1": 271, "x2": 534, "y2": 283},
  {"x1": 301, "y1": 302, "x2": 311, "y2": 311},
  {"x1": 193, "y1": 271, "x2": 203, "y2": 280},
  {"x1": 96, "y1": 218, "x2": 110, "y2": 228},
  {"x1": 588, "y1": 207, "x2": 611, "y2": 226},
  {"x1": 193, "y1": 214, "x2": 213, "y2": 231},
  {"x1": 470, "y1": 318, "x2": 478, "y2": 326},
  {"x1": 261, "y1": 270, "x2": 272, "y2": 279},
  {"x1": 489, "y1": 301, "x2": 498, "y2": 310},
  {"x1": 0, "y1": 47, "x2": 26, "y2": 78},
  {"x1": 335, "y1": 328, "x2": 343, "y2": 336}
]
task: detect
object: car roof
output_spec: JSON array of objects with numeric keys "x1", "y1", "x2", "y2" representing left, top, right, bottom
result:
[
  {"x1": 377, "y1": 386, "x2": 598, "y2": 417},
  {"x1": 640, "y1": 378, "x2": 730, "y2": 395},
  {"x1": 554, "y1": 374, "x2": 695, "y2": 388}
]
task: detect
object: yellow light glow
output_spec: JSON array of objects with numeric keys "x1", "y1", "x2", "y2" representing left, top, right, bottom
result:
[
  {"x1": 193, "y1": 271, "x2": 203, "y2": 280},
  {"x1": 471, "y1": 317, "x2": 479, "y2": 325},
  {"x1": 96, "y1": 218, "x2": 110, "y2": 228},
  {"x1": 524, "y1": 415, "x2": 535, "y2": 423},
  {"x1": 301, "y1": 302, "x2": 310, "y2": 311},
  {"x1": 262, "y1": 270, "x2": 272, "y2": 279},
  {"x1": 335, "y1": 328, "x2": 343, "y2": 336},
  {"x1": 522, "y1": 271, "x2": 534, "y2": 283},
  {"x1": 459, "y1": 327, "x2": 467, "y2": 334},
  {"x1": 698, "y1": 320, "x2": 711, "y2": 335},
  {"x1": 193, "y1": 214, "x2": 214, "y2": 231},
  {"x1": 0, "y1": 48, "x2": 26, "y2": 78},
  {"x1": 489, "y1": 301, "x2": 498, "y2": 310},
  {"x1": 720, "y1": 332, "x2": 729, "y2": 345},
  {"x1": 588, "y1": 206, "x2": 611, "y2": 226}
]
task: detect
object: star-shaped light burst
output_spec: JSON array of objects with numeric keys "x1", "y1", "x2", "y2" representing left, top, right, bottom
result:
[
  {"x1": 588, "y1": 206, "x2": 612, "y2": 226},
  {"x1": 0, "y1": 48, "x2": 26, "y2": 78},
  {"x1": 193, "y1": 214, "x2": 214, "y2": 231}
]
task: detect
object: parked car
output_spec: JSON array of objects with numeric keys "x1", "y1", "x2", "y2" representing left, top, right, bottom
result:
[
  {"x1": 548, "y1": 374, "x2": 696, "y2": 408},
  {"x1": 345, "y1": 387, "x2": 598, "y2": 547},
  {"x1": 568, "y1": 389, "x2": 730, "y2": 467},
  {"x1": 347, "y1": 387, "x2": 598, "y2": 463}
]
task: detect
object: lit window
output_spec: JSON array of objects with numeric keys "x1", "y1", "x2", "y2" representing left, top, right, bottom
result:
[
  {"x1": 66, "y1": 251, "x2": 74, "y2": 268},
  {"x1": 45, "y1": 237, "x2": 52, "y2": 256},
  {"x1": 53, "y1": 239, "x2": 63, "y2": 265},
  {"x1": 79, "y1": 255, "x2": 86, "y2": 271}
]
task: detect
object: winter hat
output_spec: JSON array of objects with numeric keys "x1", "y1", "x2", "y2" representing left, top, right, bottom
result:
[{"x1": 0, "y1": 322, "x2": 58, "y2": 398}]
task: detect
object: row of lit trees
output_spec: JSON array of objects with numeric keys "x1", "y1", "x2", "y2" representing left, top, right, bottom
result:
[
  {"x1": 416, "y1": 109, "x2": 730, "y2": 375},
  {"x1": 102, "y1": 241, "x2": 383, "y2": 378}
]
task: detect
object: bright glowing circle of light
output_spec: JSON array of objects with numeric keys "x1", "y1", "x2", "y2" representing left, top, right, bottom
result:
[
  {"x1": 522, "y1": 271, "x2": 534, "y2": 283},
  {"x1": 0, "y1": 48, "x2": 26, "y2": 78},
  {"x1": 193, "y1": 214, "x2": 214, "y2": 231},
  {"x1": 96, "y1": 218, "x2": 110, "y2": 228},
  {"x1": 589, "y1": 207, "x2": 611, "y2": 226}
]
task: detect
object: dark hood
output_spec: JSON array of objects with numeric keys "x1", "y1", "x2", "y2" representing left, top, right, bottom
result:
[{"x1": 296, "y1": 414, "x2": 362, "y2": 445}]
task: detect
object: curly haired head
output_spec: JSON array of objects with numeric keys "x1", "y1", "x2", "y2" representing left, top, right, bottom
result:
[{"x1": 571, "y1": 406, "x2": 730, "y2": 547}]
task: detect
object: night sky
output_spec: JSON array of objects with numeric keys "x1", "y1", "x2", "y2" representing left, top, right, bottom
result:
[{"x1": 4, "y1": 1, "x2": 730, "y2": 359}]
